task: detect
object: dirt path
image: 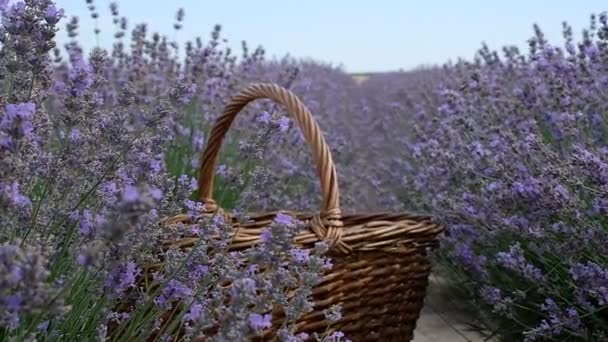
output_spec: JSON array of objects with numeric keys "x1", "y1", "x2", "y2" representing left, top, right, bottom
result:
[{"x1": 412, "y1": 274, "x2": 494, "y2": 342}]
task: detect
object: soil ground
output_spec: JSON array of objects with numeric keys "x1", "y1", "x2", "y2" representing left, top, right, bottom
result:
[{"x1": 412, "y1": 274, "x2": 496, "y2": 342}]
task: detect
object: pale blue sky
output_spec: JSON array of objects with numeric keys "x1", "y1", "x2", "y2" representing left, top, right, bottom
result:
[{"x1": 54, "y1": 0, "x2": 607, "y2": 73}]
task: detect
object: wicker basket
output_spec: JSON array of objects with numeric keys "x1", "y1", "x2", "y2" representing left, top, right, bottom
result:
[{"x1": 142, "y1": 83, "x2": 443, "y2": 341}]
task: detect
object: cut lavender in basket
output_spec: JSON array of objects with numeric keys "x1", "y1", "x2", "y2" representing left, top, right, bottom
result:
[{"x1": 129, "y1": 211, "x2": 338, "y2": 340}]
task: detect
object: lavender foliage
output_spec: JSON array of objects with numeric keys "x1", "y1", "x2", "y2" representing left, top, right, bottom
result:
[
  {"x1": 0, "y1": 1, "x2": 346, "y2": 340},
  {"x1": 363, "y1": 15, "x2": 608, "y2": 342}
]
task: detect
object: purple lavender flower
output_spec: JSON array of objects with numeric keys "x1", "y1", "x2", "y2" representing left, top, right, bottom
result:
[
  {"x1": 1, "y1": 181, "x2": 31, "y2": 209},
  {"x1": 496, "y1": 243, "x2": 544, "y2": 282},
  {"x1": 37, "y1": 320, "x2": 50, "y2": 331},
  {"x1": 453, "y1": 243, "x2": 488, "y2": 278},
  {"x1": 184, "y1": 199, "x2": 204, "y2": 219},
  {"x1": 1, "y1": 103, "x2": 36, "y2": 141},
  {"x1": 44, "y1": 4, "x2": 64, "y2": 25},
  {"x1": 230, "y1": 277, "x2": 257, "y2": 299},
  {"x1": 76, "y1": 252, "x2": 91, "y2": 267},
  {"x1": 192, "y1": 132, "x2": 205, "y2": 151},
  {"x1": 258, "y1": 111, "x2": 272, "y2": 124},
  {"x1": 248, "y1": 313, "x2": 272, "y2": 330},
  {"x1": 184, "y1": 303, "x2": 203, "y2": 322},
  {"x1": 122, "y1": 185, "x2": 140, "y2": 203},
  {"x1": 69, "y1": 58, "x2": 94, "y2": 97},
  {"x1": 104, "y1": 262, "x2": 141, "y2": 300},
  {"x1": 278, "y1": 116, "x2": 290, "y2": 132},
  {"x1": 0, "y1": 243, "x2": 65, "y2": 331},
  {"x1": 260, "y1": 228, "x2": 272, "y2": 244},
  {"x1": 569, "y1": 262, "x2": 608, "y2": 308},
  {"x1": 78, "y1": 209, "x2": 95, "y2": 236},
  {"x1": 69, "y1": 128, "x2": 82, "y2": 143},
  {"x1": 6, "y1": 294, "x2": 22, "y2": 311},
  {"x1": 274, "y1": 212, "x2": 294, "y2": 226},
  {"x1": 511, "y1": 178, "x2": 542, "y2": 200},
  {"x1": 1, "y1": 103, "x2": 35, "y2": 129},
  {"x1": 155, "y1": 280, "x2": 193, "y2": 310},
  {"x1": 524, "y1": 298, "x2": 586, "y2": 341},
  {"x1": 290, "y1": 248, "x2": 310, "y2": 263},
  {"x1": 480, "y1": 286, "x2": 514, "y2": 317}
]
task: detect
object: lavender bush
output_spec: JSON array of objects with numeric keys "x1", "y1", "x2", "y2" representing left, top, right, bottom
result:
[
  {"x1": 367, "y1": 15, "x2": 608, "y2": 342},
  {"x1": 0, "y1": 1, "x2": 353, "y2": 340}
]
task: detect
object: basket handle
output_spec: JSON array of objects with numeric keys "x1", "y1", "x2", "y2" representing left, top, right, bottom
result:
[{"x1": 197, "y1": 83, "x2": 341, "y2": 215}]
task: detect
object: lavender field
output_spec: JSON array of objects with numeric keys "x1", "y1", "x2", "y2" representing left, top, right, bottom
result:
[{"x1": 1, "y1": 0, "x2": 608, "y2": 341}]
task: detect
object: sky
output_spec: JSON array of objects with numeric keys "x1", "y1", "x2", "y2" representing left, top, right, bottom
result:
[{"x1": 54, "y1": 0, "x2": 608, "y2": 73}]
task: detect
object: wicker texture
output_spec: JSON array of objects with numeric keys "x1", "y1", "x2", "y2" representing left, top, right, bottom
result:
[{"x1": 160, "y1": 83, "x2": 443, "y2": 341}]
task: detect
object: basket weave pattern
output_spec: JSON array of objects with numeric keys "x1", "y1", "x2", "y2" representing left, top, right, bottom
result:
[{"x1": 159, "y1": 83, "x2": 444, "y2": 341}]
